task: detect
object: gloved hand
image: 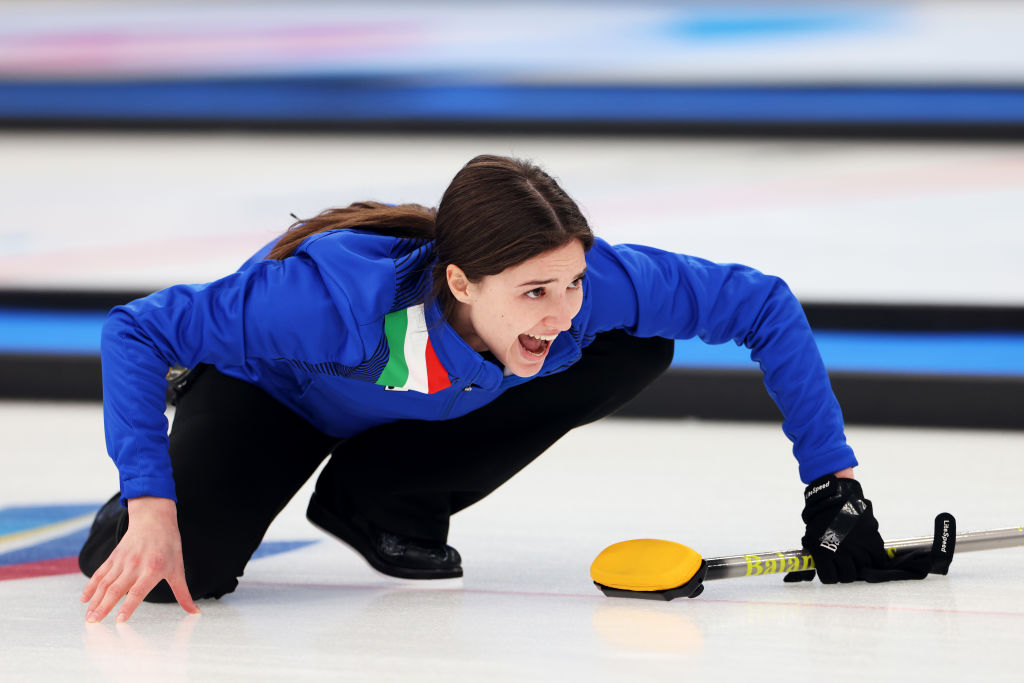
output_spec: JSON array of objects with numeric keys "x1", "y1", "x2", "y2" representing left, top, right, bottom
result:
[{"x1": 784, "y1": 474, "x2": 950, "y2": 584}]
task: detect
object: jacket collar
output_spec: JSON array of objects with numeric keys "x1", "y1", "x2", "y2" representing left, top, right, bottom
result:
[
  {"x1": 424, "y1": 298, "x2": 504, "y2": 391},
  {"x1": 423, "y1": 298, "x2": 586, "y2": 392}
]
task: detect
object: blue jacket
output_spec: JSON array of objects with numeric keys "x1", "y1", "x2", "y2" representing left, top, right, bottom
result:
[{"x1": 101, "y1": 230, "x2": 857, "y2": 502}]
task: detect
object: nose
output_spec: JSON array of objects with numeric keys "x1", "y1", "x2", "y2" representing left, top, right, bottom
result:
[{"x1": 546, "y1": 293, "x2": 577, "y2": 332}]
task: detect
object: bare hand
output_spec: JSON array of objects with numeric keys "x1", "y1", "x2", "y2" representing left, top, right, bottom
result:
[{"x1": 81, "y1": 497, "x2": 200, "y2": 623}]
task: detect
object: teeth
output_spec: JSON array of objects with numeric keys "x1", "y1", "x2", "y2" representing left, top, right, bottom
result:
[{"x1": 527, "y1": 333, "x2": 557, "y2": 341}]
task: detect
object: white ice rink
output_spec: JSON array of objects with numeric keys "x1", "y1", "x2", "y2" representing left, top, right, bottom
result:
[
  {"x1": 1, "y1": 132, "x2": 1023, "y2": 680},
  {"x1": 1, "y1": 402, "x2": 1023, "y2": 682},
  {"x1": 2, "y1": 133, "x2": 1023, "y2": 305}
]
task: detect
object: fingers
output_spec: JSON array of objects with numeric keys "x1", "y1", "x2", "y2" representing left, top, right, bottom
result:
[
  {"x1": 783, "y1": 569, "x2": 816, "y2": 583},
  {"x1": 834, "y1": 555, "x2": 858, "y2": 583},
  {"x1": 86, "y1": 567, "x2": 134, "y2": 623},
  {"x1": 166, "y1": 572, "x2": 200, "y2": 615},
  {"x1": 806, "y1": 548, "x2": 883, "y2": 585},
  {"x1": 861, "y1": 548, "x2": 931, "y2": 583},
  {"x1": 86, "y1": 569, "x2": 192, "y2": 623},
  {"x1": 83, "y1": 552, "x2": 197, "y2": 623},
  {"x1": 84, "y1": 544, "x2": 136, "y2": 622},
  {"x1": 81, "y1": 557, "x2": 111, "y2": 604},
  {"x1": 814, "y1": 555, "x2": 839, "y2": 584},
  {"x1": 115, "y1": 576, "x2": 161, "y2": 623}
]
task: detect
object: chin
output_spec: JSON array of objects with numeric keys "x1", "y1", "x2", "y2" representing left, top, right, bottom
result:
[
  {"x1": 495, "y1": 351, "x2": 541, "y2": 379},
  {"x1": 508, "y1": 364, "x2": 543, "y2": 379}
]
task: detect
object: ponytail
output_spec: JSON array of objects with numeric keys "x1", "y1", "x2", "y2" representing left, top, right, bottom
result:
[{"x1": 266, "y1": 201, "x2": 437, "y2": 260}]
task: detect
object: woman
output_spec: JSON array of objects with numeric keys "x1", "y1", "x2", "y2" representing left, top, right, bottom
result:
[{"x1": 79, "y1": 154, "x2": 914, "y2": 624}]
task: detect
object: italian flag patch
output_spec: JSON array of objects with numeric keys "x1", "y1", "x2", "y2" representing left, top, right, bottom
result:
[{"x1": 376, "y1": 304, "x2": 452, "y2": 394}]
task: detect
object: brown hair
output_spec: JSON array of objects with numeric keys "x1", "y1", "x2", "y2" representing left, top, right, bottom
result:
[
  {"x1": 266, "y1": 201, "x2": 436, "y2": 260},
  {"x1": 268, "y1": 155, "x2": 594, "y2": 321}
]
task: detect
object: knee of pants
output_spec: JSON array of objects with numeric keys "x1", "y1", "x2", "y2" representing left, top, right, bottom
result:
[
  {"x1": 628, "y1": 334, "x2": 675, "y2": 380},
  {"x1": 588, "y1": 330, "x2": 674, "y2": 384}
]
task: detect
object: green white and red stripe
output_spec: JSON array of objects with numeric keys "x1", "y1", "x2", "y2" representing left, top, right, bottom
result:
[{"x1": 376, "y1": 304, "x2": 451, "y2": 394}]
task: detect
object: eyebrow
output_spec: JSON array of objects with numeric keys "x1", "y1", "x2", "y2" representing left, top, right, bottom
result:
[{"x1": 516, "y1": 268, "x2": 587, "y2": 288}]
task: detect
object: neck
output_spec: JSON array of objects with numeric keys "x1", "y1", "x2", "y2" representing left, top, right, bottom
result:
[{"x1": 448, "y1": 300, "x2": 488, "y2": 352}]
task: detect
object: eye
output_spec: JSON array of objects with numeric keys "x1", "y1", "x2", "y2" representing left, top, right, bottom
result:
[
  {"x1": 525, "y1": 287, "x2": 545, "y2": 299},
  {"x1": 568, "y1": 276, "x2": 584, "y2": 290}
]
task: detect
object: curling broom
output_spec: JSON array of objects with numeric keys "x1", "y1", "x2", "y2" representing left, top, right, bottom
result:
[{"x1": 591, "y1": 515, "x2": 1024, "y2": 600}]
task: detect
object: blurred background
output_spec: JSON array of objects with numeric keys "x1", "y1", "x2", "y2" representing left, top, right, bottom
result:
[{"x1": 1, "y1": 0, "x2": 1022, "y2": 428}]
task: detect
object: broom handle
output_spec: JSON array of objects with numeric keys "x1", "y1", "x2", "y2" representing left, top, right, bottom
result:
[{"x1": 704, "y1": 525, "x2": 1024, "y2": 581}]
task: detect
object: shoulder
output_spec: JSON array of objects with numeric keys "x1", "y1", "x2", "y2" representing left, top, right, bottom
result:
[
  {"x1": 296, "y1": 229, "x2": 430, "y2": 262},
  {"x1": 584, "y1": 238, "x2": 665, "y2": 273},
  {"x1": 290, "y1": 230, "x2": 436, "y2": 320},
  {"x1": 586, "y1": 238, "x2": 762, "y2": 286},
  {"x1": 582, "y1": 238, "x2": 661, "y2": 291}
]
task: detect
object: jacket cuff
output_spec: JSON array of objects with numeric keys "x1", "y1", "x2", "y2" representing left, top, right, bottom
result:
[
  {"x1": 798, "y1": 445, "x2": 859, "y2": 485},
  {"x1": 120, "y1": 475, "x2": 178, "y2": 506}
]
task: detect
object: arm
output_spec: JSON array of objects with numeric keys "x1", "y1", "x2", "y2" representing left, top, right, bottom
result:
[
  {"x1": 583, "y1": 240, "x2": 856, "y2": 482},
  {"x1": 584, "y1": 242, "x2": 920, "y2": 584},
  {"x1": 102, "y1": 257, "x2": 359, "y2": 503},
  {"x1": 90, "y1": 256, "x2": 359, "y2": 621}
]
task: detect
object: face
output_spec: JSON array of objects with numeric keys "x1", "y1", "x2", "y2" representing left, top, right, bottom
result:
[{"x1": 448, "y1": 240, "x2": 587, "y2": 377}]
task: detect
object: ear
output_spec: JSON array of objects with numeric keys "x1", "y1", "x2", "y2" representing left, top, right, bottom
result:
[{"x1": 446, "y1": 264, "x2": 473, "y2": 304}]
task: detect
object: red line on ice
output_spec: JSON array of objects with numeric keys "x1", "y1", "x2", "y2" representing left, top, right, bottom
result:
[{"x1": 0, "y1": 556, "x2": 79, "y2": 581}]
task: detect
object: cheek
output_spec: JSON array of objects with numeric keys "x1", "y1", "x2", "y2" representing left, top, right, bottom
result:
[
  {"x1": 494, "y1": 300, "x2": 534, "y2": 343},
  {"x1": 473, "y1": 295, "x2": 519, "y2": 340}
]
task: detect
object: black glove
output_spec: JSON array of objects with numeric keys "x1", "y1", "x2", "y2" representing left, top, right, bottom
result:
[{"x1": 785, "y1": 475, "x2": 954, "y2": 584}]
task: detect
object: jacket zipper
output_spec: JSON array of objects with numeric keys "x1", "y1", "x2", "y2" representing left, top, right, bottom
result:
[{"x1": 441, "y1": 366, "x2": 483, "y2": 419}]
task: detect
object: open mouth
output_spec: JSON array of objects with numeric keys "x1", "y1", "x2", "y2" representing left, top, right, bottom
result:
[{"x1": 518, "y1": 333, "x2": 556, "y2": 358}]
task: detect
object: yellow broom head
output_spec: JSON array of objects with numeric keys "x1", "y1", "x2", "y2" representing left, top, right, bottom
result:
[{"x1": 590, "y1": 539, "x2": 703, "y2": 592}]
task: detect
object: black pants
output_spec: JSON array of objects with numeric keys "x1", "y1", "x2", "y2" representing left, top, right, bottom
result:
[{"x1": 79, "y1": 330, "x2": 673, "y2": 602}]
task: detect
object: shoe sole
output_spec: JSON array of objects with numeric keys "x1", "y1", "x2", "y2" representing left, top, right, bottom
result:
[{"x1": 306, "y1": 492, "x2": 463, "y2": 580}]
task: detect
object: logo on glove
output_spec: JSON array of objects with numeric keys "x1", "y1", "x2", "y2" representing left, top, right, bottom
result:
[
  {"x1": 805, "y1": 480, "x2": 831, "y2": 500},
  {"x1": 819, "y1": 529, "x2": 842, "y2": 552}
]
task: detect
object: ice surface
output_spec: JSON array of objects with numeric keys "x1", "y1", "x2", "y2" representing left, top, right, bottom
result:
[{"x1": 1, "y1": 402, "x2": 1021, "y2": 682}]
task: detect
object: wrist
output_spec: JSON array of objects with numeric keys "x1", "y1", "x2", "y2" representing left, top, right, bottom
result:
[
  {"x1": 803, "y1": 472, "x2": 863, "y2": 509},
  {"x1": 126, "y1": 496, "x2": 178, "y2": 522},
  {"x1": 833, "y1": 467, "x2": 855, "y2": 480}
]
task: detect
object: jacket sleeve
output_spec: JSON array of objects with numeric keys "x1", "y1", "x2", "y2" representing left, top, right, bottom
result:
[
  {"x1": 101, "y1": 255, "x2": 360, "y2": 503},
  {"x1": 584, "y1": 240, "x2": 856, "y2": 483}
]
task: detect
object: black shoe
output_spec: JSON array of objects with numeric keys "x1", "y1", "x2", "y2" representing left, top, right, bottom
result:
[
  {"x1": 90, "y1": 492, "x2": 126, "y2": 532},
  {"x1": 79, "y1": 493, "x2": 128, "y2": 577},
  {"x1": 306, "y1": 491, "x2": 463, "y2": 580}
]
